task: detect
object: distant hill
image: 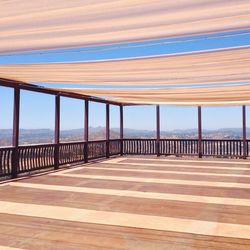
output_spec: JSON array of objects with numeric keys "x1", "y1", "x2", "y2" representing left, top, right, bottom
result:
[{"x1": 0, "y1": 127, "x2": 248, "y2": 146}]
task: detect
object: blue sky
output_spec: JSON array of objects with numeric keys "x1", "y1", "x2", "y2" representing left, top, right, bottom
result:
[{"x1": 0, "y1": 30, "x2": 250, "y2": 131}]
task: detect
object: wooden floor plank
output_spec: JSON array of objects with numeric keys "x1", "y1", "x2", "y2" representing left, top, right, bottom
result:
[
  {"x1": 1, "y1": 201, "x2": 250, "y2": 239},
  {"x1": 1, "y1": 156, "x2": 250, "y2": 249},
  {"x1": 1, "y1": 185, "x2": 250, "y2": 225},
  {"x1": 1, "y1": 214, "x2": 249, "y2": 250},
  {"x1": 9, "y1": 182, "x2": 250, "y2": 207},
  {"x1": 70, "y1": 167, "x2": 250, "y2": 183},
  {"x1": 18, "y1": 174, "x2": 250, "y2": 199},
  {"x1": 52, "y1": 172, "x2": 250, "y2": 189}
]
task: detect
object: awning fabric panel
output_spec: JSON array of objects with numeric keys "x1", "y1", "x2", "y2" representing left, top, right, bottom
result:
[
  {"x1": 55, "y1": 84, "x2": 250, "y2": 106},
  {"x1": 1, "y1": 46, "x2": 250, "y2": 86},
  {"x1": 1, "y1": 0, "x2": 250, "y2": 53}
]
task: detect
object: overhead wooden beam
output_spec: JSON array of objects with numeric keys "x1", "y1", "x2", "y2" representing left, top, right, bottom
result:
[{"x1": 0, "y1": 77, "x2": 124, "y2": 106}]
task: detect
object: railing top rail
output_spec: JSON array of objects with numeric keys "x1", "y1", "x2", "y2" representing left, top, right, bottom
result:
[
  {"x1": 88, "y1": 139, "x2": 112, "y2": 143},
  {"x1": 18, "y1": 143, "x2": 55, "y2": 148},
  {"x1": 1, "y1": 138, "x2": 249, "y2": 149},
  {"x1": 123, "y1": 138, "x2": 246, "y2": 142},
  {"x1": 202, "y1": 139, "x2": 244, "y2": 141},
  {"x1": 123, "y1": 138, "x2": 157, "y2": 140},
  {"x1": 159, "y1": 138, "x2": 198, "y2": 141},
  {"x1": 0, "y1": 146, "x2": 15, "y2": 150},
  {"x1": 59, "y1": 141, "x2": 86, "y2": 145}
]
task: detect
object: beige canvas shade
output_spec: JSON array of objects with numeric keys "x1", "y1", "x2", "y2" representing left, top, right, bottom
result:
[
  {"x1": 1, "y1": 0, "x2": 250, "y2": 53},
  {"x1": 0, "y1": 46, "x2": 250, "y2": 86},
  {"x1": 56, "y1": 84, "x2": 250, "y2": 106}
]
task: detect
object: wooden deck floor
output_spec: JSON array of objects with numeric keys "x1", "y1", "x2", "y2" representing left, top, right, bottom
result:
[{"x1": 1, "y1": 156, "x2": 250, "y2": 249}]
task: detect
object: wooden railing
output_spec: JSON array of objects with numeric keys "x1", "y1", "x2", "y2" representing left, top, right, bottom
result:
[
  {"x1": 0, "y1": 138, "x2": 249, "y2": 180},
  {"x1": 59, "y1": 142, "x2": 85, "y2": 165},
  {"x1": 123, "y1": 139, "x2": 249, "y2": 157},
  {"x1": 202, "y1": 139, "x2": 244, "y2": 157},
  {"x1": 109, "y1": 139, "x2": 122, "y2": 156},
  {"x1": 88, "y1": 140, "x2": 107, "y2": 160},
  {"x1": 0, "y1": 147, "x2": 13, "y2": 178},
  {"x1": 18, "y1": 144, "x2": 55, "y2": 173},
  {"x1": 160, "y1": 139, "x2": 198, "y2": 156},
  {"x1": 123, "y1": 139, "x2": 156, "y2": 155}
]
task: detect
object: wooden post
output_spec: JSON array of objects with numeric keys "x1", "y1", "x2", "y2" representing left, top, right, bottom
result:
[
  {"x1": 156, "y1": 105, "x2": 160, "y2": 156},
  {"x1": 106, "y1": 103, "x2": 110, "y2": 158},
  {"x1": 242, "y1": 105, "x2": 247, "y2": 159},
  {"x1": 12, "y1": 87, "x2": 20, "y2": 178},
  {"x1": 198, "y1": 106, "x2": 202, "y2": 158},
  {"x1": 84, "y1": 100, "x2": 89, "y2": 163},
  {"x1": 54, "y1": 95, "x2": 60, "y2": 169},
  {"x1": 120, "y1": 105, "x2": 124, "y2": 156}
]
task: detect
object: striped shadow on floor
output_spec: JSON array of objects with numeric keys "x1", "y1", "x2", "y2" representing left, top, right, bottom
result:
[
  {"x1": 51, "y1": 172, "x2": 250, "y2": 189},
  {"x1": 1, "y1": 156, "x2": 250, "y2": 249},
  {"x1": 0, "y1": 200, "x2": 250, "y2": 239},
  {"x1": 9, "y1": 182, "x2": 250, "y2": 206}
]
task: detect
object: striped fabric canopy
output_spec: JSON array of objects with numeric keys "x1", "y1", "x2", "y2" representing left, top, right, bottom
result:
[
  {"x1": 0, "y1": 46, "x2": 250, "y2": 86},
  {"x1": 1, "y1": 1, "x2": 250, "y2": 106},
  {"x1": 56, "y1": 84, "x2": 250, "y2": 106},
  {"x1": 1, "y1": 0, "x2": 250, "y2": 53},
  {"x1": 1, "y1": 46, "x2": 250, "y2": 105}
]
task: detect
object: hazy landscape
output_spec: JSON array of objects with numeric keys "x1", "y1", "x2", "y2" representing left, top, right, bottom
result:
[{"x1": 0, "y1": 127, "x2": 248, "y2": 146}]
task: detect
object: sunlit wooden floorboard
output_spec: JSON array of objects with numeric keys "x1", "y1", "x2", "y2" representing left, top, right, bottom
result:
[{"x1": 0, "y1": 156, "x2": 250, "y2": 249}]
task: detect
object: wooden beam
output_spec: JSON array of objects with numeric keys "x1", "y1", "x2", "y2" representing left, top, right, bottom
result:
[
  {"x1": 0, "y1": 78, "x2": 125, "y2": 106},
  {"x1": 12, "y1": 87, "x2": 20, "y2": 178},
  {"x1": 84, "y1": 100, "x2": 89, "y2": 163},
  {"x1": 198, "y1": 106, "x2": 202, "y2": 158},
  {"x1": 156, "y1": 105, "x2": 160, "y2": 156},
  {"x1": 54, "y1": 95, "x2": 60, "y2": 169},
  {"x1": 106, "y1": 103, "x2": 110, "y2": 158},
  {"x1": 242, "y1": 105, "x2": 247, "y2": 159},
  {"x1": 120, "y1": 105, "x2": 124, "y2": 156}
]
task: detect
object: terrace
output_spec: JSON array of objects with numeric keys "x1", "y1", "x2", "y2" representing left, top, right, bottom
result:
[
  {"x1": 1, "y1": 78, "x2": 250, "y2": 249},
  {"x1": 1, "y1": 1, "x2": 250, "y2": 249}
]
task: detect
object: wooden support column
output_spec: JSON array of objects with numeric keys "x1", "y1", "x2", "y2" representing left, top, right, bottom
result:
[
  {"x1": 156, "y1": 105, "x2": 160, "y2": 156},
  {"x1": 84, "y1": 100, "x2": 89, "y2": 163},
  {"x1": 198, "y1": 106, "x2": 202, "y2": 158},
  {"x1": 106, "y1": 103, "x2": 110, "y2": 158},
  {"x1": 242, "y1": 105, "x2": 247, "y2": 159},
  {"x1": 12, "y1": 87, "x2": 20, "y2": 178},
  {"x1": 54, "y1": 95, "x2": 60, "y2": 169},
  {"x1": 120, "y1": 105, "x2": 124, "y2": 156}
]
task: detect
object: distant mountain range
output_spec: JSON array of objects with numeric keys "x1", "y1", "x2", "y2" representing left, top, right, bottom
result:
[{"x1": 0, "y1": 127, "x2": 248, "y2": 146}]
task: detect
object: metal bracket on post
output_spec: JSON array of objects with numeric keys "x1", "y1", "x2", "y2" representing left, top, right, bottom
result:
[
  {"x1": 12, "y1": 87, "x2": 20, "y2": 178},
  {"x1": 120, "y1": 105, "x2": 124, "y2": 156},
  {"x1": 54, "y1": 95, "x2": 60, "y2": 169},
  {"x1": 156, "y1": 105, "x2": 160, "y2": 157},
  {"x1": 106, "y1": 103, "x2": 110, "y2": 158},
  {"x1": 198, "y1": 106, "x2": 202, "y2": 158},
  {"x1": 242, "y1": 105, "x2": 247, "y2": 159},
  {"x1": 84, "y1": 99, "x2": 89, "y2": 163}
]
